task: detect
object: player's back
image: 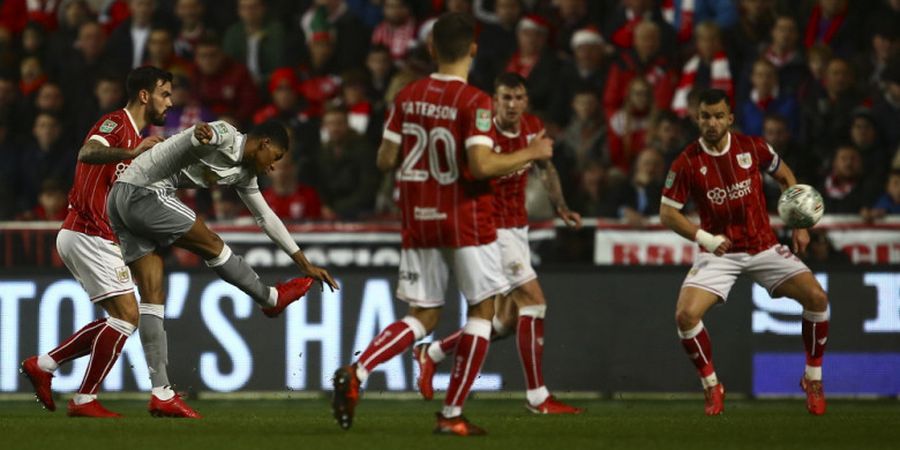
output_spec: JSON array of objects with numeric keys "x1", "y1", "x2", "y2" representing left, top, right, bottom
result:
[
  {"x1": 493, "y1": 113, "x2": 543, "y2": 229},
  {"x1": 62, "y1": 109, "x2": 143, "y2": 241},
  {"x1": 387, "y1": 74, "x2": 496, "y2": 248}
]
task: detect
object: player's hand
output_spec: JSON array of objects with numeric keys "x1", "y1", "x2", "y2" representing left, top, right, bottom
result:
[
  {"x1": 134, "y1": 136, "x2": 163, "y2": 155},
  {"x1": 557, "y1": 206, "x2": 582, "y2": 229},
  {"x1": 792, "y1": 228, "x2": 810, "y2": 256},
  {"x1": 529, "y1": 129, "x2": 554, "y2": 161},
  {"x1": 194, "y1": 122, "x2": 213, "y2": 145},
  {"x1": 713, "y1": 236, "x2": 732, "y2": 256},
  {"x1": 298, "y1": 260, "x2": 339, "y2": 292}
]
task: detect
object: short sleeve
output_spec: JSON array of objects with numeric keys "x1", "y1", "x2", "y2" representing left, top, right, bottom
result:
[
  {"x1": 755, "y1": 139, "x2": 780, "y2": 174},
  {"x1": 661, "y1": 156, "x2": 691, "y2": 209},
  {"x1": 462, "y1": 92, "x2": 495, "y2": 149},
  {"x1": 85, "y1": 114, "x2": 126, "y2": 148},
  {"x1": 382, "y1": 96, "x2": 403, "y2": 144}
]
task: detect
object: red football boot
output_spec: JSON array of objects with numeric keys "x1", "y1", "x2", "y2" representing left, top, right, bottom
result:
[
  {"x1": 704, "y1": 383, "x2": 726, "y2": 416},
  {"x1": 800, "y1": 376, "x2": 826, "y2": 415},
  {"x1": 67, "y1": 399, "x2": 122, "y2": 418},
  {"x1": 331, "y1": 365, "x2": 361, "y2": 430},
  {"x1": 148, "y1": 393, "x2": 202, "y2": 418},
  {"x1": 412, "y1": 343, "x2": 437, "y2": 401},
  {"x1": 20, "y1": 356, "x2": 55, "y2": 411},
  {"x1": 433, "y1": 413, "x2": 487, "y2": 436},
  {"x1": 262, "y1": 277, "x2": 314, "y2": 318},
  {"x1": 526, "y1": 396, "x2": 585, "y2": 415}
]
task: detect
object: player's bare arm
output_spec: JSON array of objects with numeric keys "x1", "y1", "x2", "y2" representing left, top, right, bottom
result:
[
  {"x1": 193, "y1": 122, "x2": 214, "y2": 145},
  {"x1": 535, "y1": 158, "x2": 581, "y2": 229},
  {"x1": 376, "y1": 140, "x2": 401, "y2": 172},
  {"x1": 77, "y1": 136, "x2": 162, "y2": 164},
  {"x1": 770, "y1": 161, "x2": 810, "y2": 254},
  {"x1": 660, "y1": 204, "x2": 732, "y2": 256},
  {"x1": 467, "y1": 131, "x2": 553, "y2": 179}
]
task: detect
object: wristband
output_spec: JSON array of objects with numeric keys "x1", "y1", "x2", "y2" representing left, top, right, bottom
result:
[{"x1": 695, "y1": 229, "x2": 726, "y2": 253}]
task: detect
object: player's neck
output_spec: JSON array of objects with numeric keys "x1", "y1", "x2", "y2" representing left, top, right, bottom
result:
[
  {"x1": 494, "y1": 117, "x2": 520, "y2": 135},
  {"x1": 701, "y1": 133, "x2": 730, "y2": 153},
  {"x1": 124, "y1": 103, "x2": 147, "y2": 130},
  {"x1": 436, "y1": 60, "x2": 471, "y2": 82}
]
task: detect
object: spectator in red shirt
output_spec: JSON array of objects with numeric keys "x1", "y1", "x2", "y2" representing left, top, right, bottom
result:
[
  {"x1": 371, "y1": 0, "x2": 417, "y2": 63},
  {"x1": 193, "y1": 33, "x2": 260, "y2": 126},
  {"x1": 18, "y1": 178, "x2": 68, "y2": 221},
  {"x1": 173, "y1": 0, "x2": 207, "y2": 59},
  {"x1": 608, "y1": 77, "x2": 656, "y2": 174},
  {"x1": 262, "y1": 157, "x2": 322, "y2": 221},
  {"x1": 504, "y1": 14, "x2": 560, "y2": 115},
  {"x1": 671, "y1": 22, "x2": 733, "y2": 117},
  {"x1": 603, "y1": 20, "x2": 677, "y2": 119},
  {"x1": 296, "y1": 30, "x2": 341, "y2": 120},
  {"x1": 145, "y1": 27, "x2": 195, "y2": 79}
]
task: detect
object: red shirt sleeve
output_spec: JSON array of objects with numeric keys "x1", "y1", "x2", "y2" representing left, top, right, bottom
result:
[
  {"x1": 661, "y1": 155, "x2": 691, "y2": 209},
  {"x1": 84, "y1": 113, "x2": 127, "y2": 148},
  {"x1": 752, "y1": 137, "x2": 781, "y2": 174},
  {"x1": 382, "y1": 93, "x2": 404, "y2": 145},
  {"x1": 461, "y1": 91, "x2": 494, "y2": 149}
]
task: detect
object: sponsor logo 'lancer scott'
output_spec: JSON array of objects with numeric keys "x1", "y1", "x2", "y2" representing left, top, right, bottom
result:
[{"x1": 706, "y1": 178, "x2": 752, "y2": 205}]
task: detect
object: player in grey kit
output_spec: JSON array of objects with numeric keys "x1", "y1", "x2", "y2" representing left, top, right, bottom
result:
[{"x1": 108, "y1": 120, "x2": 338, "y2": 416}]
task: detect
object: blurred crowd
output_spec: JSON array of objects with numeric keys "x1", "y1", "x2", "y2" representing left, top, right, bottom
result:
[{"x1": 1, "y1": 0, "x2": 899, "y2": 230}]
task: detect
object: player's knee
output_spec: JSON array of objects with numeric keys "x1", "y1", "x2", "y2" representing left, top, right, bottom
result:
[
  {"x1": 675, "y1": 308, "x2": 701, "y2": 330},
  {"x1": 119, "y1": 307, "x2": 140, "y2": 328},
  {"x1": 806, "y1": 287, "x2": 829, "y2": 312}
]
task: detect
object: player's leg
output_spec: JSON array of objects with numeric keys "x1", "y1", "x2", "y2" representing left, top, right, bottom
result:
[{"x1": 172, "y1": 216, "x2": 311, "y2": 316}]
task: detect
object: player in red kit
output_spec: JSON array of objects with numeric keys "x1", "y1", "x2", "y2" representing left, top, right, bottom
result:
[
  {"x1": 660, "y1": 89, "x2": 830, "y2": 416},
  {"x1": 19, "y1": 66, "x2": 200, "y2": 418},
  {"x1": 330, "y1": 13, "x2": 553, "y2": 436},
  {"x1": 412, "y1": 73, "x2": 584, "y2": 414}
]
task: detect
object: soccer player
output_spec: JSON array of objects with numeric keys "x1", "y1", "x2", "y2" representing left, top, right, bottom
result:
[
  {"x1": 19, "y1": 66, "x2": 173, "y2": 417},
  {"x1": 412, "y1": 72, "x2": 584, "y2": 415},
  {"x1": 330, "y1": 13, "x2": 553, "y2": 436},
  {"x1": 660, "y1": 89, "x2": 830, "y2": 416},
  {"x1": 106, "y1": 119, "x2": 338, "y2": 415}
]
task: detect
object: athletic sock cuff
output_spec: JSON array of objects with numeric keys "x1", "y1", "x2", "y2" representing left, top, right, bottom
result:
[
  {"x1": 139, "y1": 303, "x2": 165, "y2": 319},
  {"x1": 401, "y1": 316, "x2": 427, "y2": 340},
  {"x1": 491, "y1": 316, "x2": 509, "y2": 337},
  {"x1": 677, "y1": 321, "x2": 704, "y2": 339},
  {"x1": 518, "y1": 304, "x2": 547, "y2": 318},
  {"x1": 106, "y1": 317, "x2": 136, "y2": 335},
  {"x1": 802, "y1": 310, "x2": 830, "y2": 322},
  {"x1": 463, "y1": 318, "x2": 492, "y2": 339},
  {"x1": 205, "y1": 244, "x2": 233, "y2": 268}
]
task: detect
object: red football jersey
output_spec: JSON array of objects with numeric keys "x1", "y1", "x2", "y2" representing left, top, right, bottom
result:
[
  {"x1": 661, "y1": 132, "x2": 780, "y2": 254},
  {"x1": 261, "y1": 185, "x2": 322, "y2": 220},
  {"x1": 62, "y1": 109, "x2": 143, "y2": 241},
  {"x1": 492, "y1": 113, "x2": 543, "y2": 229},
  {"x1": 384, "y1": 73, "x2": 496, "y2": 248}
]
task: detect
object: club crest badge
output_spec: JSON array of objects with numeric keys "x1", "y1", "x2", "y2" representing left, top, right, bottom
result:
[{"x1": 737, "y1": 152, "x2": 752, "y2": 169}]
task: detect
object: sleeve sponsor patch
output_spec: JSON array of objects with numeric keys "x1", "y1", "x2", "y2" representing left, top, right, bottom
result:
[
  {"x1": 99, "y1": 119, "x2": 117, "y2": 133},
  {"x1": 665, "y1": 170, "x2": 676, "y2": 188},
  {"x1": 475, "y1": 109, "x2": 491, "y2": 132}
]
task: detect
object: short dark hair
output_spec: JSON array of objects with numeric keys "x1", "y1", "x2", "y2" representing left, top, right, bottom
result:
[
  {"x1": 697, "y1": 88, "x2": 730, "y2": 110},
  {"x1": 494, "y1": 72, "x2": 526, "y2": 92},
  {"x1": 763, "y1": 112, "x2": 788, "y2": 126},
  {"x1": 126, "y1": 66, "x2": 173, "y2": 102},
  {"x1": 250, "y1": 120, "x2": 290, "y2": 151},
  {"x1": 432, "y1": 12, "x2": 475, "y2": 62}
]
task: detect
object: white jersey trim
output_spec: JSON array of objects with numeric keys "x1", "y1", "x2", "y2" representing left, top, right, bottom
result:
[
  {"x1": 698, "y1": 132, "x2": 731, "y2": 156},
  {"x1": 88, "y1": 135, "x2": 111, "y2": 147},
  {"x1": 122, "y1": 108, "x2": 141, "y2": 136},
  {"x1": 383, "y1": 129, "x2": 402, "y2": 144},
  {"x1": 465, "y1": 135, "x2": 494, "y2": 149},
  {"x1": 661, "y1": 196, "x2": 685, "y2": 209}
]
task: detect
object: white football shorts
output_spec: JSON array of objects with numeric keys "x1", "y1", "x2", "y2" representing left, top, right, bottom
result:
[
  {"x1": 681, "y1": 244, "x2": 811, "y2": 301},
  {"x1": 496, "y1": 227, "x2": 537, "y2": 290},
  {"x1": 57, "y1": 229, "x2": 136, "y2": 302}
]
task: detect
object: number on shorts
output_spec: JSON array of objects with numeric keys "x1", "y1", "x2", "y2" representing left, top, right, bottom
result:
[{"x1": 397, "y1": 124, "x2": 459, "y2": 185}]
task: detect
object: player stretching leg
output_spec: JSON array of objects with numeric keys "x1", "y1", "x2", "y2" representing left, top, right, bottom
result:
[
  {"x1": 659, "y1": 89, "x2": 829, "y2": 416},
  {"x1": 330, "y1": 13, "x2": 553, "y2": 436},
  {"x1": 20, "y1": 67, "x2": 171, "y2": 417},
  {"x1": 107, "y1": 120, "x2": 338, "y2": 416},
  {"x1": 413, "y1": 73, "x2": 583, "y2": 414}
]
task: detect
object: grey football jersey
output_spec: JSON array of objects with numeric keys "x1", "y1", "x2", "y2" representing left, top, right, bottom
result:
[{"x1": 116, "y1": 120, "x2": 259, "y2": 193}]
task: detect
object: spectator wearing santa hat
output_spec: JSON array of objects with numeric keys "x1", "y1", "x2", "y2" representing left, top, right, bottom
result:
[
  {"x1": 504, "y1": 14, "x2": 560, "y2": 116},
  {"x1": 603, "y1": 20, "x2": 678, "y2": 119},
  {"x1": 550, "y1": 26, "x2": 609, "y2": 127},
  {"x1": 371, "y1": 0, "x2": 418, "y2": 64},
  {"x1": 603, "y1": 0, "x2": 676, "y2": 58}
]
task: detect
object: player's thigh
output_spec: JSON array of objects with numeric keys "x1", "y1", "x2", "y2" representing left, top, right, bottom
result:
[
  {"x1": 128, "y1": 251, "x2": 166, "y2": 304},
  {"x1": 450, "y1": 242, "x2": 511, "y2": 307},
  {"x1": 396, "y1": 248, "x2": 450, "y2": 309},
  {"x1": 496, "y1": 227, "x2": 537, "y2": 291},
  {"x1": 110, "y1": 183, "x2": 196, "y2": 262},
  {"x1": 680, "y1": 251, "x2": 743, "y2": 303},
  {"x1": 675, "y1": 287, "x2": 721, "y2": 326},
  {"x1": 771, "y1": 271, "x2": 828, "y2": 312},
  {"x1": 56, "y1": 229, "x2": 136, "y2": 303},
  {"x1": 172, "y1": 215, "x2": 225, "y2": 260},
  {"x1": 746, "y1": 245, "x2": 814, "y2": 299}
]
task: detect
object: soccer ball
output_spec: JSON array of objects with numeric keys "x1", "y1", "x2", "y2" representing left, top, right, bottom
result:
[{"x1": 777, "y1": 184, "x2": 824, "y2": 228}]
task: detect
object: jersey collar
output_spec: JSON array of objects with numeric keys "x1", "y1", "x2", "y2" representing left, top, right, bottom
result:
[
  {"x1": 493, "y1": 117, "x2": 520, "y2": 138},
  {"x1": 122, "y1": 108, "x2": 141, "y2": 135},
  {"x1": 699, "y1": 132, "x2": 731, "y2": 156},
  {"x1": 430, "y1": 73, "x2": 467, "y2": 84}
]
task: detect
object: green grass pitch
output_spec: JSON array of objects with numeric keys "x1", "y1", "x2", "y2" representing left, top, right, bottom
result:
[{"x1": 1, "y1": 399, "x2": 897, "y2": 450}]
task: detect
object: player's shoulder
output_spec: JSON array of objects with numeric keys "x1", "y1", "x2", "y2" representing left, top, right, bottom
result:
[
  {"x1": 93, "y1": 109, "x2": 127, "y2": 131},
  {"x1": 521, "y1": 112, "x2": 544, "y2": 130},
  {"x1": 732, "y1": 132, "x2": 767, "y2": 148},
  {"x1": 672, "y1": 140, "x2": 701, "y2": 165}
]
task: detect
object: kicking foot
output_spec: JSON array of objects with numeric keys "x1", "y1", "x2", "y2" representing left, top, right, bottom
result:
[
  {"x1": 262, "y1": 277, "x2": 314, "y2": 318},
  {"x1": 20, "y1": 356, "x2": 55, "y2": 411}
]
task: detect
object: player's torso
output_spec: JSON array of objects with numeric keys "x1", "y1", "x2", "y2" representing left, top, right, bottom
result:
[
  {"x1": 63, "y1": 110, "x2": 142, "y2": 240},
  {"x1": 492, "y1": 114, "x2": 541, "y2": 229},
  {"x1": 684, "y1": 136, "x2": 776, "y2": 253},
  {"x1": 395, "y1": 76, "x2": 495, "y2": 248}
]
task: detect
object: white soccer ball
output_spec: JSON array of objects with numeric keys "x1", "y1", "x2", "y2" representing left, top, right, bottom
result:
[{"x1": 777, "y1": 184, "x2": 825, "y2": 228}]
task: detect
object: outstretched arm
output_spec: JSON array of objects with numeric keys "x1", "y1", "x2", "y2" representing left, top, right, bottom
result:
[
  {"x1": 769, "y1": 160, "x2": 809, "y2": 254},
  {"x1": 237, "y1": 189, "x2": 338, "y2": 291},
  {"x1": 467, "y1": 130, "x2": 554, "y2": 179},
  {"x1": 77, "y1": 136, "x2": 162, "y2": 164},
  {"x1": 376, "y1": 140, "x2": 401, "y2": 172},
  {"x1": 535, "y1": 159, "x2": 581, "y2": 228},
  {"x1": 660, "y1": 203, "x2": 731, "y2": 256}
]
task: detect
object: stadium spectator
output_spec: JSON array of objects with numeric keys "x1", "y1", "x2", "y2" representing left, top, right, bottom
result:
[
  {"x1": 312, "y1": 104, "x2": 378, "y2": 220},
  {"x1": 849, "y1": 108, "x2": 891, "y2": 187},
  {"x1": 866, "y1": 169, "x2": 900, "y2": 217},
  {"x1": 471, "y1": 0, "x2": 521, "y2": 90},
  {"x1": 604, "y1": 0, "x2": 676, "y2": 57},
  {"x1": 79, "y1": 74, "x2": 126, "y2": 134},
  {"x1": 16, "y1": 112, "x2": 74, "y2": 213},
  {"x1": 608, "y1": 77, "x2": 656, "y2": 174},
  {"x1": 346, "y1": 0, "x2": 384, "y2": 29},
  {"x1": 647, "y1": 110, "x2": 685, "y2": 170},
  {"x1": 193, "y1": 33, "x2": 260, "y2": 125},
  {"x1": 819, "y1": 145, "x2": 879, "y2": 214},
  {"x1": 612, "y1": 148, "x2": 665, "y2": 226},
  {"x1": 763, "y1": 114, "x2": 819, "y2": 185},
  {"x1": 664, "y1": 0, "x2": 738, "y2": 45},
  {"x1": 18, "y1": 56, "x2": 47, "y2": 101},
  {"x1": 54, "y1": 21, "x2": 119, "y2": 109},
  {"x1": 17, "y1": 178, "x2": 68, "y2": 221},
  {"x1": 603, "y1": 20, "x2": 677, "y2": 119},
  {"x1": 855, "y1": 19, "x2": 899, "y2": 96},
  {"x1": 253, "y1": 68, "x2": 301, "y2": 125},
  {"x1": 550, "y1": 26, "x2": 608, "y2": 127},
  {"x1": 145, "y1": 27, "x2": 195, "y2": 79},
  {"x1": 871, "y1": 61, "x2": 900, "y2": 150},
  {"x1": 571, "y1": 159, "x2": 618, "y2": 218},
  {"x1": 0, "y1": 0, "x2": 60, "y2": 35},
  {"x1": 172, "y1": 0, "x2": 207, "y2": 59},
  {"x1": 223, "y1": 0, "x2": 286, "y2": 84},
  {"x1": 560, "y1": 88, "x2": 605, "y2": 168},
  {"x1": 107, "y1": 0, "x2": 171, "y2": 70},
  {"x1": 371, "y1": 0, "x2": 417, "y2": 63},
  {"x1": 147, "y1": 74, "x2": 214, "y2": 137},
  {"x1": 671, "y1": 22, "x2": 733, "y2": 117},
  {"x1": 296, "y1": 31, "x2": 342, "y2": 121},
  {"x1": 261, "y1": 157, "x2": 322, "y2": 221},
  {"x1": 44, "y1": 0, "x2": 92, "y2": 66},
  {"x1": 737, "y1": 58, "x2": 800, "y2": 137},
  {"x1": 365, "y1": 45, "x2": 395, "y2": 105},
  {"x1": 21, "y1": 22, "x2": 50, "y2": 67},
  {"x1": 803, "y1": 0, "x2": 863, "y2": 59},
  {"x1": 504, "y1": 14, "x2": 559, "y2": 115},
  {"x1": 340, "y1": 72, "x2": 374, "y2": 138},
  {"x1": 725, "y1": 0, "x2": 774, "y2": 78},
  {"x1": 802, "y1": 57, "x2": 865, "y2": 159},
  {"x1": 298, "y1": 0, "x2": 369, "y2": 73},
  {"x1": 551, "y1": 0, "x2": 592, "y2": 58},
  {"x1": 758, "y1": 15, "x2": 808, "y2": 97}
]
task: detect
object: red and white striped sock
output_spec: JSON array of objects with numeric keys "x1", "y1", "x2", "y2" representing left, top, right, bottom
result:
[
  {"x1": 355, "y1": 316, "x2": 426, "y2": 382},
  {"x1": 73, "y1": 318, "x2": 135, "y2": 404},
  {"x1": 442, "y1": 318, "x2": 491, "y2": 418},
  {"x1": 678, "y1": 321, "x2": 718, "y2": 388},
  {"x1": 427, "y1": 329, "x2": 463, "y2": 364},
  {"x1": 44, "y1": 318, "x2": 109, "y2": 370},
  {"x1": 802, "y1": 310, "x2": 829, "y2": 381},
  {"x1": 517, "y1": 305, "x2": 549, "y2": 406}
]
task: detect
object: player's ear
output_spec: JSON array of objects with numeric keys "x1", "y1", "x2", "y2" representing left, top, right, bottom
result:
[{"x1": 469, "y1": 42, "x2": 477, "y2": 58}]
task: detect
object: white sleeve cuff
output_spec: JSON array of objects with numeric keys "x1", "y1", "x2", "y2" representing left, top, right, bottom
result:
[
  {"x1": 383, "y1": 129, "x2": 402, "y2": 144},
  {"x1": 88, "y1": 135, "x2": 111, "y2": 147},
  {"x1": 661, "y1": 196, "x2": 685, "y2": 209},
  {"x1": 465, "y1": 135, "x2": 494, "y2": 149}
]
